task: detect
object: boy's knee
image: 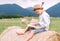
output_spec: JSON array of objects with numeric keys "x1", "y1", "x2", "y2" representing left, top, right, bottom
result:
[
  {"x1": 16, "y1": 31, "x2": 25, "y2": 35},
  {"x1": 16, "y1": 29, "x2": 25, "y2": 35},
  {"x1": 30, "y1": 30, "x2": 35, "y2": 34}
]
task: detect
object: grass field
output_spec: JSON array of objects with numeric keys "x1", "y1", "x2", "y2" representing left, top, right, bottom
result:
[{"x1": 0, "y1": 17, "x2": 60, "y2": 34}]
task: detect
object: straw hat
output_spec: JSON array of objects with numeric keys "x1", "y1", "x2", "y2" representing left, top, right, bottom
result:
[
  {"x1": 34, "y1": 2, "x2": 44, "y2": 8},
  {"x1": 34, "y1": 4, "x2": 41, "y2": 9},
  {"x1": 33, "y1": 4, "x2": 43, "y2": 11}
]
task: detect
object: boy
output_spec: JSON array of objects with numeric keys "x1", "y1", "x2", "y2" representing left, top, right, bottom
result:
[{"x1": 16, "y1": 2, "x2": 50, "y2": 41}]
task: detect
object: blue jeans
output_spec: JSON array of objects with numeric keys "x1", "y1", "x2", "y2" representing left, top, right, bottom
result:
[
  {"x1": 33, "y1": 28, "x2": 46, "y2": 34},
  {"x1": 32, "y1": 24, "x2": 46, "y2": 34}
]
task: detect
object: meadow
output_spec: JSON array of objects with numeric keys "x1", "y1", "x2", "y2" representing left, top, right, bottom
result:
[{"x1": 0, "y1": 17, "x2": 60, "y2": 34}]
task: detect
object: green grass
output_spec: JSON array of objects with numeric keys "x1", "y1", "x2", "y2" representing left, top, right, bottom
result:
[
  {"x1": 49, "y1": 17, "x2": 60, "y2": 32},
  {"x1": 0, "y1": 17, "x2": 60, "y2": 34}
]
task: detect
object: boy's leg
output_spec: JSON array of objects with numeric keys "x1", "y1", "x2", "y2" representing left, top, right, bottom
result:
[
  {"x1": 24, "y1": 28, "x2": 46, "y2": 41},
  {"x1": 16, "y1": 26, "x2": 30, "y2": 35},
  {"x1": 25, "y1": 30, "x2": 34, "y2": 41},
  {"x1": 16, "y1": 29, "x2": 25, "y2": 35}
]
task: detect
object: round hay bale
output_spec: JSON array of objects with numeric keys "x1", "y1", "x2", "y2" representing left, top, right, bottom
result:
[
  {"x1": 29, "y1": 31, "x2": 57, "y2": 41},
  {"x1": 21, "y1": 17, "x2": 28, "y2": 24},
  {"x1": 0, "y1": 27, "x2": 29, "y2": 41},
  {"x1": 47, "y1": 33, "x2": 60, "y2": 41},
  {"x1": 30, "y1": 31, "x2": 60, "y2": 41},
  {"x1": 0, "y1": 27, "x2": 60, "y2": 41},
  {"x1": 30, "y1": 18, "x2": 39, "y2": 25}
]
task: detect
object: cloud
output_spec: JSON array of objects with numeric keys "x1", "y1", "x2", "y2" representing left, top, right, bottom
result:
[
  {"x1": 18, "y1": 0, "x2": 60, "y2": 10},
  {"x1": 0, "y1": 0, "x2": 60, "y2": 10},
  {"x1": 0, "y1": 0, "x2": 18, "y2": 4}
]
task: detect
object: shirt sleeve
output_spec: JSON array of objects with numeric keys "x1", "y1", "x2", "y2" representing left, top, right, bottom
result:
[{"x1": 43, "y1": 14, "x2": 50, "y2": 27}]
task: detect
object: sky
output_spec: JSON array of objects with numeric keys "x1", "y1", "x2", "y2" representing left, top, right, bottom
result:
[{"x1": 0, "y1": 0, "x2": 60, "y2": 10}]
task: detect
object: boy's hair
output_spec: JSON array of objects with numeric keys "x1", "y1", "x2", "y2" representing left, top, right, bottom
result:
[{"x1": 33, "y1": 8, "x2": 43, "y2": 11}]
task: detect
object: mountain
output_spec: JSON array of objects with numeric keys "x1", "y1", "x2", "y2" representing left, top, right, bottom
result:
[
  {"x1": 25, "y1": 3, "x2": 60, "y2": 17},
  {"x1": 25, "y1": 7, "x2": 33, "y2": 11},
  {"x1": 25, "y1": 7, "x2": 38, "y2": 16},
  {"x1": 46, "y1": 3, "x2": 60, "y2": 17},
  {"x1": 0, "y1": 4, "x2": 37, "y2": 17},
  {"x1": 0, "y1": 3, "x2": 60, "y2": 17}
]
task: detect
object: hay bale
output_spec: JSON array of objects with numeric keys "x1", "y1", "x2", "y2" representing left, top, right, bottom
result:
[
  {"x1": 30, "y1": 31, "x2": 57, "y2": 41},
  {"x1": 0, "y1": 26, "x2": 29, "y2": 41},
  {"x1": 0, "y1": 27, "x2": 60, "y2": 41},
  {"x1": 29, "y1": 18, "x2": 39, "y2": 25},
  {"x1": 21, "y1": 17, "x2": 28, "y2": 24}
]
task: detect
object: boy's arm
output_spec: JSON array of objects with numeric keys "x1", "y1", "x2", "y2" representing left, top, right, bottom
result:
[
  {"x1": 25, "y1": 24, "x2": 46, "y2": 30},
  {"x1": 24, "y1": 24, "x2": 35, "y2": 32},
  {"x1": 34, "y1": 25, "x2": 46, "y2": 30}
]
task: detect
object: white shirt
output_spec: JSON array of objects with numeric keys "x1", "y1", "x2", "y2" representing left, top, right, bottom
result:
[{"x1": 39, "y1": 11, "x2": 50, "y2": 30}]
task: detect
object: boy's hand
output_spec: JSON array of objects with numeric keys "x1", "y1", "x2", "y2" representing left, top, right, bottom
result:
[
  {"x1": 34, "y1": 26, "x2": 41, "y2": 30},
  {"x1": 27, "y1": 24, "x2": 35, "y2": 28}
]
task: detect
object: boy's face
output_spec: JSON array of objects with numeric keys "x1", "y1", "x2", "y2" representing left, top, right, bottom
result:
[{"x1": 34, "y1": 8, "x2": 43, "y2": 15}]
